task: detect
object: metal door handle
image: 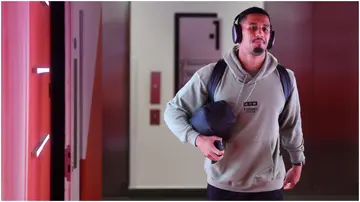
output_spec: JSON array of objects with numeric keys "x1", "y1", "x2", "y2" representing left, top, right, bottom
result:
[
  {"x1": 73, "y1": 58, "x2": 78, "y2": 168},
  {"x1": 213, "y1": 20, "x2": 220, "y2": 50},
  {"x1": 32, "y1": 134, "x2": 50, "y2": 157}
]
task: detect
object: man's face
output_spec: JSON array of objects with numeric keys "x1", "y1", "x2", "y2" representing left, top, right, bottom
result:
[{"x1": 239, "y1": 14, "x2": 271, "y2": 56}]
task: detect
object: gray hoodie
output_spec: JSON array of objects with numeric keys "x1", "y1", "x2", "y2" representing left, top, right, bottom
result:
[{"x1": 164, "y1": 45, "x2": 305, "y2": 193}]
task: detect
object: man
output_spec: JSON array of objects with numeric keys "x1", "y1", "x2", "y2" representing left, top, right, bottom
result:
[{"x1": 164, "y1": 7, "x2": 305, "y2": 200}]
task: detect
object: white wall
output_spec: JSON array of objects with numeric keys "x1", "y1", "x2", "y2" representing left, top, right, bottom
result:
[{"x1": 130, "y1": 1, "x2": 264, "y2": 189}]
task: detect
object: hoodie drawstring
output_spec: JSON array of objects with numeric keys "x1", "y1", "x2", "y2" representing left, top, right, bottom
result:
[{"x1": 234, "y1": 74, "x2": 258, "y2": 115}]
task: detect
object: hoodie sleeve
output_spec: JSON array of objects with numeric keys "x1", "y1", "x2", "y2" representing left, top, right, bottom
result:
[
  {"x1": 164, "y1": 69, "x2": 209, "y2": 147},
  {"x1": 279, "y1": 72, "x2": 306, "y2": 165}
]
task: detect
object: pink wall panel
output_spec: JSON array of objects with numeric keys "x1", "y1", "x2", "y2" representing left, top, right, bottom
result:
[
  {"x1": 1, "y1": 2, "x2": 51, "y2": 200},
  {"x1": 1, "y1": 2, "x2": 30, "y2": 200}
]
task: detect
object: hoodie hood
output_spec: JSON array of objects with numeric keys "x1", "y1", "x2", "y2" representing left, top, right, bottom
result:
[{"x1": 223, "y1": 45, "x2": 279, "y2": 84}]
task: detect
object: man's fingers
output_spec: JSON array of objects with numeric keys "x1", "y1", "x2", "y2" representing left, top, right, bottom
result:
[
  {"x1": 210, "y1": 140, "x2": 225, "y2": 156},
  {"x1": 283, "y1": 176, "x2": 290, "y2": 189},
  {"x1": 207, "y1": 153, "x2": 218, "y2": 161},
  {"x1": 208, "y1": 152, "x2": 221, "y2": 161},
  {"x1": 207, "y1": 152, "x2": 223, "y2": 161},
  {"x1": 212, "y1": 147, "x2": 225, "y2": 156},
  {"x1": 283, "y1": 177, "x2": 289, "y2": 185},
  {"x1": 283, "y1": 182, "x2": 295, "y2": 190}
]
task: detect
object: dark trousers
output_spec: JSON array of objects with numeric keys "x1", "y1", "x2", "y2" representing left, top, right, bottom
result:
[{"x1": 207, "y1": 184, "x2": 284, "y2": 201}]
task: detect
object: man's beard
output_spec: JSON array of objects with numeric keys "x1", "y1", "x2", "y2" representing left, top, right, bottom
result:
[{"x1": 252, "y1": 47, "x2": 265, "y2": 56}]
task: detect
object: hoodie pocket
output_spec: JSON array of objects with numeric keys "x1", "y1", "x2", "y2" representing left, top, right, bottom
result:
[{"x1": 206, "y1": 141, "x2": 275, "y2": 186}]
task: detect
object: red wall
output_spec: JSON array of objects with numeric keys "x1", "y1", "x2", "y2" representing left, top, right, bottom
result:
[
  {"x1": 28, "y1": 2, "x2": 51, "y2": 200},
  {"x1": 265, "y1": 2, "x2": 358, "y2": 196},
  {"x1": 312, "y1": 2, "x2": 358, "y2": 143}
]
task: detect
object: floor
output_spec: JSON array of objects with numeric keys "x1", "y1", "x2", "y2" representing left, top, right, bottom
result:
[{"x1": 104, "y1": 194, "x2": 358, "y2": 201}]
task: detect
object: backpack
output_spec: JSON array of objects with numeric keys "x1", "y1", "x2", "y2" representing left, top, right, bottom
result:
[{"x1": 189, "y1": 59, "x2": 292, "y2": 154}]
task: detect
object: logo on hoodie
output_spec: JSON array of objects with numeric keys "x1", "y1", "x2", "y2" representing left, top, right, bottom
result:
[{"x1": 243, "y1": 101, "x2": 258, "y2": 114}]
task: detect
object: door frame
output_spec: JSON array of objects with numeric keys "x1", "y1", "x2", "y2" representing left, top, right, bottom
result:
[
  {"x1": 173, "y1": 13, "x2": 218, "y2": 95},
  {"x1": 49, "y1": 2, "x2": 66, "y2": 200}
]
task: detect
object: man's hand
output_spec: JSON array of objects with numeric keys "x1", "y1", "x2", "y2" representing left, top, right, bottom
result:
[
  {"x1": 283, "y1": 165, "x2": 302, "y2": 190},
  {"x1": 195, "y1": 135, "x2": 224, "y2": 161}
]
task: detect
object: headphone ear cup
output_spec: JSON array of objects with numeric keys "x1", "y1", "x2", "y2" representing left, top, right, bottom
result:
[
  {"x1": 232, "y1": 24, "x2": 242, "y2": 44},
  {"x1": 267, "y1": 30, "x2": 275, "y2": 49},
  {"x1": 238, "y1": 25, "x2": 242, "y2": 43},
  {"x1": 232, "y1": 24, "x2": 238, "y2": 43}
]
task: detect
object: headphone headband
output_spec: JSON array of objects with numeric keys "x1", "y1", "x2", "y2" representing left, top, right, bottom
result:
[{"x1": 233, "y1": 13, "x2": 243, "y2": 26}]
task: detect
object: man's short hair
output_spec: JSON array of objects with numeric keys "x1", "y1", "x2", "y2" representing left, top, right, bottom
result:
[{"x1": 237, "y1": 7, "x2": 271, "y2": 24}]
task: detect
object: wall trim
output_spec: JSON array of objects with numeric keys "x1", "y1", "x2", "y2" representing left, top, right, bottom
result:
[{"x1": 127, "y1": 188, "x2": 207, "y2": 199}]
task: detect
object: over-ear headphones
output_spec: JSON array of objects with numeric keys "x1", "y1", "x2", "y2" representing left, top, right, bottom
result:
[{"x1": 232, "y1": 13, "x2": 276, "y2": 49}]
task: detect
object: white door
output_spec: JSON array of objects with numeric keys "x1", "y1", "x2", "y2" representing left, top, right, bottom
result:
[
  {"x1": 173, "y1": 13, "x2": 222, "y2": 188},
  {"x1": 65, "y1": 2, "x2": 84, "y2": 200},
  {"x1": 65, "y1": 2, "x2": 82, "y2": 200},
  {"x1": 178, "y1": 15, "x2": 222, "y2": 89},
  {"x1": 65, "y1": 2, "x2": 102, "y2": 200}
]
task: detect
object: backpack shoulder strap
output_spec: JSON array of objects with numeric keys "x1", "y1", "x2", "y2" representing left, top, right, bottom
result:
[
  {"x1": 276, "y1": 64, "x2": 292, "y2": 102},
  {"x1": 277, "y1": 63, "x2": 292, "y2": 156},
  {"x1": 207, "y1": 59, "x2": 227, "y2": 103}
]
